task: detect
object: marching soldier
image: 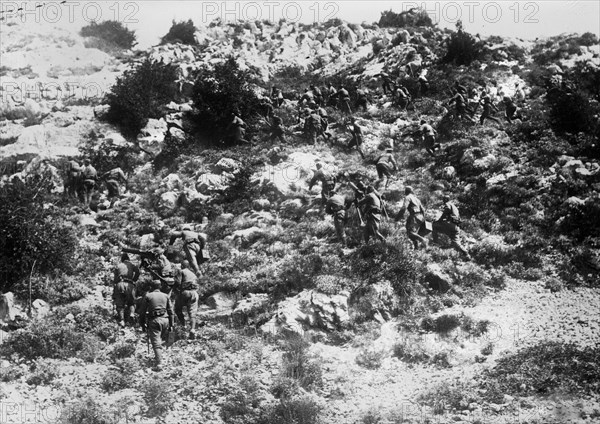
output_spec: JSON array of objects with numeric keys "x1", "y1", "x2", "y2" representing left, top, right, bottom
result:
[
  {"x1": 326, "y1": 191, "x2": 349, "y2": 247},
  {"x1": 168, "y1": 225, "x2": 207, "y2": 275},
  {"x1": 347, "y1": 117, "x2": 366, "y2": 159},
  {"x1": 309, "y1": 162, "x2": 336, "y2": 204},
  {"x1": 396, "y1": 186, "x2": 428, "y2": 250},
  {"x1": 112, "y1": 253, "x2": 140, "y2": 327},
  {"x1": 432, "y1": 195, "x2": 471, "y2": 259},
  {"x1": 174, "y1": 260, "x2": 200, "y2": 337},
  {"x1": 81, "y1": 158, "x2": 97, "y2": 207},
  {"x1": 375, "y1": 148, "x2": 398, "y2": 190},
  {"x1": 139, "y1": 280, "x2": 175, "y2": 370},
  {"x1": 102, "y1": 167, "x2": 127, "y2": 199},
  {"x1": 357, "y1": 186, "x2": 385, "y2": 244}
]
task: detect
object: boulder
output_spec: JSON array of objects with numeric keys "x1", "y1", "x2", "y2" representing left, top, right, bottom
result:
[
  {"x1": 279, "y1": 198, "x2": 305, "y2": 218},
  {"x1": 168, "y1": 127, "x2": 186, "y2": 143},
  {"x1": 472, "y1": 154, "x2": 497, "y2": 172},
  {"x1": 252, "y1": 198, "x2": 271, "y2": 211},
  {"x1": 214, "y1": 213, "x2": 235, "y2": 224},
  {"x1": 215, "y1": 158, "x2": 241, "y2": 174},
  {"x1": 424, "y1": 264, "x2": 453, "y2": 293},
  {"x1": 351, "y1": 280, "x2": 398, "y2": 321},
  {"x1": 0, "y1": 292, "x2": 18, "y2": 322},
  {"x1": 564, "y1": 196, "x2": 585, "y2": 208},
  {"x1": 93, "y1": 104, "x2": 110, "y2": 119},
  {"x1": 159, "y1": 191, "x2": 180, "y2": 213},
  {"x1": 206, "y1": 292, "x2": 238, "y2": 310},
  {"x1": 77, "y1": 214, "x2": 100, "y2": 227},
  {"x1": 105, "y1": 132, "x2": 128, "y2": 147},
  {"x1": 140, "y1": 234, "x2": 157, "y2": 249},
  {"x1": 137, "y1": 118, "x2": 168, "y2": 156},
  {"x1": 161, "y1": 174, "x2": 183, "y2": 191},
  {"x1": 232, "y1": 226, "x2": 265, "y2": 246},
  {"x1": 196, "y1": 173, "x2": 231, "y2": 194},
  {"x1": 441, "y1": 166, "x2": 456, "y2": 180},
  {"x1": 563, "y1": 159, "x2": 584, "y2": 169},
  {"x1": 232, "y1": 293, "x2": 270, "y2": 325},
  {"x1": 261, "y1": 289, "x2": 349, "y2": 335},
  {"x1": 31, "y1": 299, "x2": 50, "y2": 319}
]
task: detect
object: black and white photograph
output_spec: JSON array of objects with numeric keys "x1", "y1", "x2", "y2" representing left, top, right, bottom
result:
[{"x1": 0, "y1": 1, "x2": 599, "y2": 423}]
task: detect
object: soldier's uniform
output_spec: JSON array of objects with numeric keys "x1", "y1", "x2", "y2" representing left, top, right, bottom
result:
[
  {"x1": 348, "y1": 120, "x2": 365, "y2": 158},
  {"x1": 309, "y1": 165, "x2": 336, "y2": 203},
  {"x1": 479, "y1": 94, "x2": 501, "y2": 125},
  {"x1": 378, "y1": 72, "x2": 393, "y2": 95},
  {"x1": 326, "y1": 194, "x2": 348, "y2": 246},
  {"x1": 103, "y1": 167, "x2": 127, "y2": 199},
  {"x1": 113, "y1": 258, "x2": 140, "y2": 327},
  {"x1": 228, "y1": 115, "x2": 249, "y2": 144},
  {"x1": 433, "y1": 199, "x2": 470, "y2": 258},
  {"x1": 144, "y1": 250, "x2": 175, "y2": 295},
  {"x1": 418, "y1": 74, "x2": 429, "y2": 96},
  {"x1": 398, "y1": 188, "x2": 428, "y2": 249},
  {"x1": 269, "y1": 116, "x2": 286, "y2": 143},
  {"x1": 448, "y1": 92, "x2": 469, "y2": 120},
  {"x1": 355, "y1": 90, "x2": 370, "y2": 111},
  {"x1": 419, "y1": 122, "x2": 438, "y2": 157},
  {"x1": 358, "y1": 190, "x2": 385, "y2": 244},
  {"x1": 65, "y1": 160, "x2": 82, "y2": 198},
  {"x1": 503, "y1": 97, "x2": 521, "y2": 123},
  {"x1": 169, "y1": 228, "x2": 206, "y2": 274},
  {"x1": 139, "y1": 286, "x2": 175, "y2": 368},
  {"x1": 81, "y1": 161, "x2": 97, "y2": 206},
  {"x1": 174, "y1": 267, "x2": 199, "y2": 332},
  {"x1": 337, "y1": 88, "x2": 352, "y2": 114},
  {"x1": 375, "y1": 151, "x2": 398, "y2": 190},
  {"x1": 395, "y1": 85, "x2": 411, "y2": 110},
  {"x1": 305, "y1": 113, "x2": 324, "y2": 144}
]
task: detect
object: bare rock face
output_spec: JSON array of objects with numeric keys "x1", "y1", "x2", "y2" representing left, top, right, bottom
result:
[
  {"x1": 137, "y1": 118, "x2": 168, "y2": 156},
  {"x1": 424, "y1": 263, "x2": 453, "y2": 293},
  {"x1": 261, "y1": 290, "x2": 350, "y2": 335},
  {"x1": 0, "y1": 293, "x2": 20, "y2": 322},
  {"x1": 214, "y1": 158, "x2": 242, "y2": 174},
  {"x1": 351, "y1": 280, "x2": 399, "y2": 322},
  {"x1": 232, "y1": 293, "x2": 270, "y2": 325},
  {"x1": 206, "y1": 292, "x2": 239, "y2": 310}
]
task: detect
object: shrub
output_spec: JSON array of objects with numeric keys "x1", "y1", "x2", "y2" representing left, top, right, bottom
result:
[
  {"x1": 355, "y1": 347, "x2": 385, "y2": 369},
  {"x1": 418, "y1": 379, "x2": 479, "y2": 413},
  {"x1": 220, "y1": 375, "x2": 265, "y2": 424},
  {"x1": 60, "y1": 396, "x2": 118, "y2": 424},
  {"x1": 141, "y1": 379, "x2": 175, "y2": 417},
  {"x1": 481, "y1": 342, "x2": 600, "y2": 397},
  {"x1": 260, "y1": 396, "x2": 321, "y2": 424},
  {"x1": 393, "y1": 336, "x2": 430, "y2": 364},
  {"x1": 78, "y1": 130, "x2": 142, "y2": 174},
  {"x1": 0, "y1": 365, "x2": 25, "y2": 382},
  {"x1": 442, "y1": 21, "x2": 482, "y2": 66},
  {"x1": 546, "y1": 84, "x2": 596, "y2": 135},
  {"x1": 350, "y1": 242, "x2": 423, "y2": 299},
  {"x1": 11, "y1": 274, "x2": 90, "y2": 306},
  {"x1": 279, "y1": 335, "x2": 323, "y2": 392},
  {"x1": 1, "y1": 321, "x2": 102, "y2": 362},
  {"x1": 378, "y1": 8, "x2": 433, "y2": 27},
  {"x1": 26, "y1": 359, "x2": 59, "y2": 385},
  {"x1": 161, "y1": 19, "x2": 198, "y2": 45},
  {"x1": 100, "y1": 369, "x2": 134, "y2": 393},
  {"x1": 0, "y1": 178, "x2": 78, "y2": 293},
  {"x1": 80, "y1": 21, "x2": 137, "y2": 50},
  {"x1": 104, "y1": 59, "x2": 178, "y2": 138},
  {"x1": 190, "y1": 57, "x2": 262, "y2": 145}
]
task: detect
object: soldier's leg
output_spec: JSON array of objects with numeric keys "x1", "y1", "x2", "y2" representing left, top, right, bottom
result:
[
  {"x1": 372, "y1": 216, "x2": 385, "y2": 241},
  {"x1": 188, "y1": 291, "x2": 199, "y2": 332},
  {"x1": 148, "y1": 319, "x2": 163, "y2": 366},
  {"x1": 175, "y1": 294, "x2": 185, "y2": 327},
  {"x1": 116, "y1": 305, "x2": 125, "y2": 326},
  {"x1": 185, "y1": 244, "x2": 201, "y2": 274}
]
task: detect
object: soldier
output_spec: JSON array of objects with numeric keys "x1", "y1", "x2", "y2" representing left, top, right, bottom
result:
[
  {"x1": 168, "y1": 225, "x2": 207, "y2": 275},
  {"x1": 271, "y1": 86, "x2": 284, "y2": 107},
  {"x1": 347, "y1": 117, "x2": 366, "y2": 159},
  {"x1": 310, "y1": 84, "x2": 323, "y2": 106},
  {"x1": 446, "y1": 89, "x2": 472, "y2": 121},
  {"x1": 112, "y1": 253, "x2": 140, "y2": 327},
  {"x1": 432, "y1": 195, "x2": 471, "y2": 259},
  {"x1": 375, "y1": 148, "x2": 398, "y2": 190},
  {"x1": 327, "y1": 83, "x2": 338, "y2": 107},
  {"x1": 325, "y1": 190, "x2": 349, "y2": 247},
  {"x1": 65, "y1": 159, "x2": 82, "y2": 199},
  {"x1": 337, "y1": 86, "x2": 352, "y2": 114},
  {"x1": 395, "y1": 84, "x2": 412, "y2": 110},
  {"x1": 227, "y1": 112, "x2": 249, "y2": 144},
  {"x1": 142, "y1": 247, "x2": 175, "y2": 295},
  {"x1": 260, "y1": 97, "x2": 274, "y2": 119},
  {"x1": 81, "y1": 159, "x2": 97, "y2": 207},
  {"x1": 355, "y1": 88, "x2": 370, "y2": 111},
  {"x1": 174, "y1": 260, "x2": 200, "y2": 336},
  {"x1": 418, "y1": 120, "x2": 439, "y2": 157},
  {"x1": 139, "y1": 280, "x2": 175, "y2": 370},
  {"x1": 454, "y1": 81, "x2": 468, "y2": 96},
  {"x1": 479, "y1": 92, "x2": 501, "y2": 125},
  {"x1": 376, "y1": 72, "x2": 393, "y2": 95},
  {"x1": 396, "y1": 186, "x2": 428, "y2": 249},
  {"x1": 318, "y1": 107, "x2": 331, "y2": 138},
  {"x1": 299, "y1": 88, "x2": 315, "y2": 109},
  {"x1": 358, "y1": 186, "x2": 385, "y2": 244},
  {"x1": 309, "y1": 162, "x2": 336, "y2": 203},
  {"x1": 304, "y1": 111, "x2": 327, "y2": 144},
  {"x1": 418, "y1": 73, "x2": 430, "y2": 96},
  {"x1": 268, "y1": 115, "x2": 286, "y2": 143},
  {"x1": 102, "y1": 167, "x2": 127, "y2": 199},
  {"x1": 502, "y1": 96, "x2": 522, "y2": 123}
]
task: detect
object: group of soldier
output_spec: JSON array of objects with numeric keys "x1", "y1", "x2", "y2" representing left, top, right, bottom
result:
[
  {"x1": 64, "y1": 158, "x2": 128, "y2": 208},
  {"x1": 112, "y1": 225, "x2": 208, "y2": 370},
  {"x1": 310, "y1": 161, "x2": 471, "y2": 259}
]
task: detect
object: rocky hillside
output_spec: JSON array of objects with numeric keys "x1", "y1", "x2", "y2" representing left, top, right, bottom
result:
[{"x1": 1, "y1": 13, "x2": 600, "y2": 424}]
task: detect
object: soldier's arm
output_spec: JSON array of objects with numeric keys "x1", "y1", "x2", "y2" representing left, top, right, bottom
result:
[
  {"x1": 391, "y1": 156, "x2": 398, "y2": 171},
  {"x1": 168, "y1": 231, "x2": 182, "y2": 245},
  {"x1": 166, "y1": 297, "x2": 175, "y2": 328},
  {"x1": 138, "y1": 296, "x2": 148, "y2": 328}
]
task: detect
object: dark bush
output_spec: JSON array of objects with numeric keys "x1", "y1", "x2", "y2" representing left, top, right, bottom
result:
[
  {"x1": 442, "y1": 21, "x2": 482, "y2": 66},
  {"x1": 60, "y1": 396, "x2": 118, "y2": 424},
  {"x1": 79, "y1": 130, "x2": 142, "y2": 174},
  {"x1": 80, "y1": 21, "x2": 137, "y2": 50},
  {"x1": 546, "y1": 84, "x2": 596, "y2": 135},
  {"x1": 279, "y1": 335, "x2": 323, "y2": 391},
  {"x1": 350, "y1": 242, "x2": 423, "y2": 299},
  {"x1": 161, "y1": 19, "x2": 198, "y2": 45},
  {"x1": 260, "y1": 396, "x2": 321, "y2": 424},
  {"x1": 104, "y1": 59, "x2": 178, "y2": 138},
  {"x1": 378, "y1": 8, "x2": 433, "y2": 27},
  {"x1": 0, "y1": 178, "x2": 78, "y2": 293},
  {"x1": 11, "y1": 274, "x2": 90, "y2": 305},
  {"x1": 190, "y1": 57, "x2": 262, "y2": 145}
]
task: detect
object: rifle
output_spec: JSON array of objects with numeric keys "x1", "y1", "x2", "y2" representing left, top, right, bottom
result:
[
  {"x1": 122, "y1": 247, "x2": 156, "y2": 259},
  {"x1": 348, "y1": 182, "x2": 366, "y2": 226}
]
